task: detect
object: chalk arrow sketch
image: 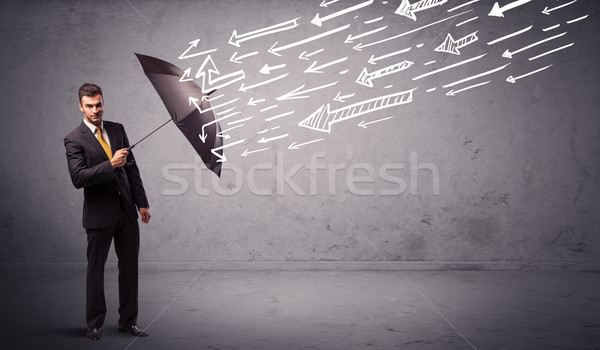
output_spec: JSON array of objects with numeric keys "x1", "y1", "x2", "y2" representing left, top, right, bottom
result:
[
  {"x1": 260, "y1": 63, "x2": 287, "y2": 74},
  {"x1": 395, "y1": 0, "x2": 448, "y2": 21},
  {"x1": 488, "y1": 0, "x2": 532, "y2": 17},
  {"x1": 312, "y1": 0, "x2": 374, "y2": 27},
  {"x1": 276, "y1": 81, "x2": 339, "y2": 101},
  {"x1": 239, "y1": 73, "x2": 289, "y2": 92},
  {"x1": 368, "y1": 48, "x2": 411, "y2": 65},
  {"x1": 288, "y1": 138, "x2": 325, "y2": 150},
  {"x1": 241, "y1": 147, "x2": 270, "y2": 157},
  {"x1": 179, "y1": 68, "x2": 193, "y2": 82},
  {"x1": 305, "y1": 57, "x2": 348, "y2": 73},
  {"x1": 189, "y1": 96, "x2": 239, "y2": 114},
  {"x1": 345, "y1": 26, "x2": 388, "y2": 43},
  {"x1": 357, "y1": 116, "x2": 394, "y2": 128},
  {"x1": 502, "y1": 32, "x2": 567, "y2": 58},
  {"x1": 487, "y1": 25, "x2": 532, "y2": 45},
  {"x1": 334, "y1": 92, "x2": 355, "y2": 102},
  {"x1": 298, "y1": 89, "x2": 415, "y2": 133},
  {"x1": 258, "y1": 133, "x2": 290, "y2": 144},
  {"x1": 353, "y1": 9, "x2": 471, "y2": 51},
  {"x1": 320, "y1": 0, "x2": 342, "y2": 7},
  {"x1": 229, "y1": 17, "x2": 300, "y2": 47},
  {"x1": 247, "y1": 97, "x2": 266, "y2": 106},
  {"x1": 195, "y1": 55, "x2": 246, "y2": 93},
  {"x1": 542, "y1": 0, "x2": 577, "y2": 15},
  {"x1": 356, "y1": 60, "x2": 414, "y2": 87},
  {"x1": 178, "y1": 39, "x2": 217, "y2": 60},
  {"x1": 269, "y1": 24, "x2": 350, "y2": 56},
  {"x1": 211, "y1": 138, "x2": 246, "y2": 163},
  {"x1": 217, "y1": 124, "x2": 244, "y2": 139},
  {"x1": 299, "y1": 49, "x2": 325, "y2": 61},
  {"x1": 189, "y1": 97, "x2": 240, "y2": 142},
  {"x1": 435, "y1": 31, "x2": 478, "y2": 55},
  {"x1": 506, "y1": 64, "x2": 552, "y2": 83},
  {"x1": 230, "y1": 51, "x2": 258, "y2": 64},
  {"x1": 446, "y1": 80, "x2": 491, "y2": 96},
  {"x1": 442, "y1": 63, "x2": 510, "y2": 88}
]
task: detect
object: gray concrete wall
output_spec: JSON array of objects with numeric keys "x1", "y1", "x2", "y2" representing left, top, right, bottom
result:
[{"x1": 1, "y1": 0, "x2": 598, "y2": 264}]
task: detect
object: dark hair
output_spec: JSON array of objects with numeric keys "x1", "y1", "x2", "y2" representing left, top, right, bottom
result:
[{"x1": 78, "y1": 83, "x2": 103, "y2": 103}]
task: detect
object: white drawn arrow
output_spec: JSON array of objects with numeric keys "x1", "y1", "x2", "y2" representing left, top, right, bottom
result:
[
  {"x1": 179, "y1": 68, "x2": 194, "y2": 82},
  {"x1": 276, "y1": 81, "x2": 338, "y2": 101},
  {"x1": 320, "y1": 0, "x2": 342, "y2": 7},
  {"x1": 265, "y1": 110, "x2": 295, "y2": 122},
  {"x1": 228, "y1": 116, "x2": 254, "y2": 125},
  {"x1": 299, "y1": 48, "x2": 324, "y2": 61},
  {"x1": 412, "y1": 53, "x2": 486, "y2": 80},
  {"x1": 288, "y1": 138, "x2": 325, "y2": 150},
  {"x1": 442, "y1": 63, "x2": 510, "y2": 88},
  {"x1": 247, "y1": 97, "x2": 266, "y2": 106},
  {"x1": 217, "y1": 124, "x2": 244, "y2": 139},
  {"x1": 269, "y1": 24, "x2": 350, "y2": 56},
  {"x1": 195, "y1": 55, "x2": 246, "y2": 93},
  {"x1": 502, "y1": 32, "x2": 567, "y2": 58},
  {"x1": 334, "y1": 92, "x2": 355, "y2": 102},
  {"x1": 487, "y1": 25, "x2": 532, "y2": 45},
  {"x1": 189, "y1": 96, "x2": 238, "y2": 114},
  {"x1": 312, "y1": 0, "x2": 374, "y2": 27},
  {"x1": 446, "y1": 80, "x2": 491, "y2": 96},
  {"x1": 357, "y1": 116, "x2": 394, "y2": 128},
  {"x1": 488, "y1": 0, "x2": 532, "y2": 17},
  {"x1": 395, "y1": 0, "x2": 448, "y2": 21},
  {"x1": 260, "y1": 63, "x2": 287, "y2": 74},
  {"x1": 178, "y1": 39, "x2": 217, "y2": 60},
  {"x1": 435, "y1": 31, "x2": 478, "y2": 55},
  {"x1": 239, "y1": 73, "x2": 288, "y2": 92},
  {"x1": 543, "y1": 0, "x2": 576, "y2": 15},
  {"x1": 241, "y1": 147, "x2": 270, "y2": 157},
  {"x1": 356, "y1": 60, "x2": 413, "y2": 87},
  {"x1": 258, "y1": 133, "x2": 290, "y2": 144},
  {"x1": 354, "y1": 9, "x2": 471, "y2": 51},
  {"x1": 211, "y1": 138, "x2": 246, "y2": 163},
  {"x1": 298, "y1": 89, "x2": 415, "y2": 133},
  {"x1": 506, "y1": 64, "x2": 552, "y2": 83},
  {"x1": 189, "y1": 97, "x2": 240, "y2": 142},
  {"x1": 368, "y1": 47, "x2": 411, "y2": 65},
  {"x1": 345, "y1": 25, "x2": 388, "y2": 43},
  {"x1": 230, "y1": 51, "x2": 258, "y2": 64},
  {"x1": 229, "y1": 17, "x2": 300, "y2": 47},
  {"x1": 305, "y1": 57, "x2": 348, "y2": 73}
]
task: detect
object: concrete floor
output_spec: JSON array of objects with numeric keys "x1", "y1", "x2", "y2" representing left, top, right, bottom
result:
[{"x1": 0, "y1": 268, "x2": 599, "y2": 350}]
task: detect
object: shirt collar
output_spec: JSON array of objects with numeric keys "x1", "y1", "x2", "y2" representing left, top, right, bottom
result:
[{"x1": 83, "y1": 118, "x2": 104, "y2": 134}]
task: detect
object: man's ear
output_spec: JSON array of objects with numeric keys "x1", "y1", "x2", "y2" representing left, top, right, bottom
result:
[{"x1": 79, "y1": 103, "x2": 84, "y2": 113}]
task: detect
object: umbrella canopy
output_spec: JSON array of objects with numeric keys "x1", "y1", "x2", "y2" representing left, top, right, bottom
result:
[{"x1": 135, "y1": 53, "x2": 222, "y2": 177}]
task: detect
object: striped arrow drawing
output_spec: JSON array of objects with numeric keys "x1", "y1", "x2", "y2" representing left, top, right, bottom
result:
[
  {"x1": 356, "y1": 60, "x2": 414, "y2": 88},
  {"x1": 298, "y1": 89, "x2": 415, "y2": 133},
  {"x1": 229, "y1": 17, "x2": 300, "y2": 47},
  {"x1": 395, "y1": 0, "x2": 448, "y2": 21},
  {"x1": 488, "y1": 0, "x2": 532, "y2": 17},
  {"x1": 435, "y1": 31, "x2": 478, "y2": 55}
]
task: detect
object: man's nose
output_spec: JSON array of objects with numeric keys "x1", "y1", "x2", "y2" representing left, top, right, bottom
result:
[{"x1": 92, "y1": 107, "x2": 98, "y2": 113}]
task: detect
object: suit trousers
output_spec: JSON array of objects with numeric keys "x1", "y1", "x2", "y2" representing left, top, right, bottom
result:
[{"x1": 85, "y1": 201, "x2": 139, "y2": 329}]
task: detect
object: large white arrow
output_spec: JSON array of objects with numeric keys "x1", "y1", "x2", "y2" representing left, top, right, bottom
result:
[
  {"x1": 305, "y1": 57, "x2": 348, "y2": 73},
  {"x1": 356, "y1": 60, "x2": 413, "y2": 88},
  {"x1": 502, "y1": 32, "x2": 567, "y2": 58},
  {"x1": 276, "y1": 81, "x2": 338, "y2": 101},
  {"x1": 395, "y1": 0, "x2": 448, "y2": 21},
  {"x1": 298, "y1": 89, "x2": 415, "y2": 133},
  {"x1": 178, "y1": 39, "x2": 217, "y2": 60},
  {"x1": 312, "y1": 0, "x2": 374, "y2": 27},
  {"x1": 260, "y1": 63, "x2": 287, "y2": 74},
  {"x1": 195, "y1": 55, "x2": 245, "y2": 93},
  {"x1": 488, "y1": 0, "x2": 532, "y2": 17},
  {"x1": 269, "y1": 24, "x2": 350, "y2": 56},
  {"x1": 229, "y1": 17, "x2": 300, "y2": 47},
  {"x1": 435, "y1": 31, "x2": 478, "y2": 55}
]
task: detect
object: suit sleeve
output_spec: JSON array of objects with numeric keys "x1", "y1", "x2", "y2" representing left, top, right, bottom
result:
[
  {"x1": 121, "y1": 125, "x2": 150, "y2": 209},
  {"x1": 64, "y1": 135, "x2": 115, "y2": 189}
]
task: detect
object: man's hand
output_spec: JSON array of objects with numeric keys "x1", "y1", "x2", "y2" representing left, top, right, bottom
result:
[
  {"x1": 139, "y1": 207, "x2": 151, "y2": 224},
  {"x1": 111, "y1": 148, "x2": 129, "y2": 168}
]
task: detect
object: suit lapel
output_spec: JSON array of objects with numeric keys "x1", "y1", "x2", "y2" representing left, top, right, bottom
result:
[
  {"x1": 79, "y1": 121, "x2": 109, "y2": 161},
  {"x1": 104, "y1": 121, "x2": 118, "y2": 154}
]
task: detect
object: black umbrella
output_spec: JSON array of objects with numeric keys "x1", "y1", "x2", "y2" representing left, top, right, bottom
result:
[{"x1": 130, "y1": 53, "x2": 222, "y2": 177}]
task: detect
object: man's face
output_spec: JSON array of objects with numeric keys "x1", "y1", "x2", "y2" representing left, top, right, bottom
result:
[{"x1": 79, "y1": 94, "x2": 104, "y2": 126}]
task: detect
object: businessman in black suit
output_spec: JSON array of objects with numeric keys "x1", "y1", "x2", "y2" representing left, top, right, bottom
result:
[{"x1": 64, "y1": 83, "x2": 151, "y2": 340}]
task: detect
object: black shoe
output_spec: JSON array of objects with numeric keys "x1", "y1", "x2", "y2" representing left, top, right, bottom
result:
[
  {"x1": 118, "y1": 324, "x2": 149, "y2": 337},
  {"x1": 86, "y1": 328, "x2": 102, "y2": 340}
]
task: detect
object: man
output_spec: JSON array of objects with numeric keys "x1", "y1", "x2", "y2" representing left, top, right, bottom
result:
[{"x1": 64, "y1": 83, "x2": 151, "y2": 340}]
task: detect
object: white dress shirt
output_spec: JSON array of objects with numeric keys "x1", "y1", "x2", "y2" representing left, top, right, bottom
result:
[{"x1": 83, "y1": 118, "x2": 111, "y2": 149}]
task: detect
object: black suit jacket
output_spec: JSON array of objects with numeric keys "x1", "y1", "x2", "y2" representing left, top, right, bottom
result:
[{"x1": 64, "y1": 120, "x2": 149, "y2": 229}]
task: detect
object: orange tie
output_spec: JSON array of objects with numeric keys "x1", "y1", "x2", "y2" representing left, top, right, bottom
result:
[{"x1": 96, "y1": 126, "x2": 113, "y2": 159}]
